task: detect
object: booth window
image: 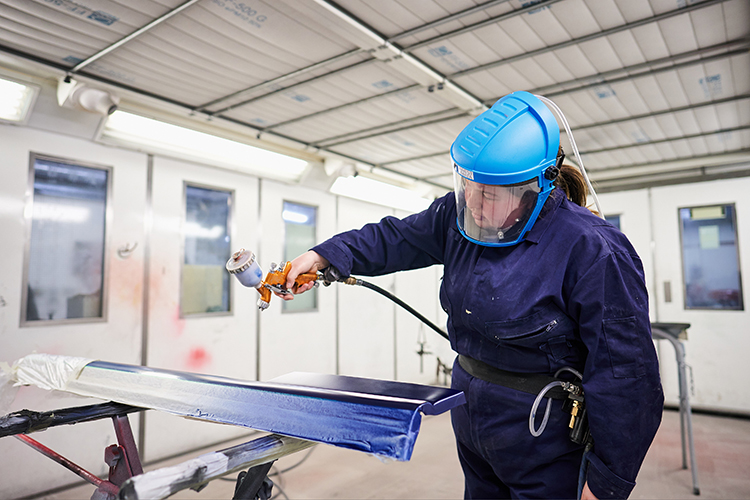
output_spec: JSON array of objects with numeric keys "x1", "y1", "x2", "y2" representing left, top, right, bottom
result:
[
  {"x1": 680, "y1": 204, "x2": 744, "y2": 310},
  {"x1": 282, "y1": 201, "x2": 317, "y2": 313},
  {"x1": 22, "y1": 155, "x2": 110, "y2": 325},
  {"x1": 605, "y1": 214, "x2": 621, "y2": 231},
  {"x1": 181, "y1": 184, "x2": 233, "y2": 316}
]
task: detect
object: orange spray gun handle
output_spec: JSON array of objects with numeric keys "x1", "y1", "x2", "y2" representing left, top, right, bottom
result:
[
  {"x1": 226, "y1": 249, "x2": 319, "y2": 311},
  {"x1": 257, "y1": 262, "x2": 319, "y2": 310}
]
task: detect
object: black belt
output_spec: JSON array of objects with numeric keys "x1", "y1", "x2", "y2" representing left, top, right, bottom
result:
[{"x1": 458, "y1": 355, "x2": 568, "y2": 400}]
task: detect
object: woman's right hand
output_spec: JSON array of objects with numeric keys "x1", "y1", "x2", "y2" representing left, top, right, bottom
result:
[{"x1": 280, "y1": 250, "x2": 330, "y2": 300}]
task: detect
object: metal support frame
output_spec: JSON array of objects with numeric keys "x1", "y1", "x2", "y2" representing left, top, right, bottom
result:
[
  {"x1": 651, "y1": 322, "x2": 700, "y2": 496},
  {"x1": 11, "y1": 407, "x2": 144, "y2": 498},
  {"x1": 2, "y1": 401, "x2": 314, "y2": 500}
]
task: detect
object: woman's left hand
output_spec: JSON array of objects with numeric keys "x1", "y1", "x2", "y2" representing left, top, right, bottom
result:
[{"x1": 581, "y1": 481, "x2": 599, "y2": 500}]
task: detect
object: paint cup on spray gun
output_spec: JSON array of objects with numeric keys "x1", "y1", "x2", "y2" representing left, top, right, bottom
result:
[
  {"x1": 227, "y1": 248, "x2": 320, "y2": 310},
  {"x1": 226, "y1": 248, "x2": 268, "y2": 309}
]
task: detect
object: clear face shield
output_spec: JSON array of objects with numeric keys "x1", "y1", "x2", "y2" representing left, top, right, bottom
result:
[{"x1": 454, "y1": 167, "x2": 541, "y2": 245}]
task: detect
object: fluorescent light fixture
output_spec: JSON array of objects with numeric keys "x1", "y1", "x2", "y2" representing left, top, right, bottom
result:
[
  {"x1": 0, "y1": 76, "x2": 38, "y2": 124},
  {"x1": 330, "y1": 175, "x2": 432, "y2": 213},
  {"x1": 184, "y1": 222, "x2": 225, "y2": 238},
  {"x1": 32, "y1": 202, "x2": 90, "y2": 223},
  {"x1": 282, "y1": 210, "x2": 309, "y2": 224},
  {"x1": 102, "y1": 111, "x2": 308, "y2": 181}
]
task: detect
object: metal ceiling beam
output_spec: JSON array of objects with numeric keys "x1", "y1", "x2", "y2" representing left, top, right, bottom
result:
[
  {"x1": 197, "y1": 0, "x2": 552, "y2": 120},
  {"x1": 589, "y1": 148, "x2": 750, "y2": 175},
  {"x1": 250, "y1": 0, "x2": 569, "y2": 133},
  {"x1": 580, "y1": 125, "x2": 750, "y2": 156},
  {"x1": 195, "y1": 49, "x2": 365, "y2": 112},
  {"x1": 314, "y1": 109, "x2": 470, "y2": 148},
  {"x1": 403, "y1": 0, "x2": 566, "y2": 52},
  {"x1": 575, "y1": 94, "x2": 750, "y2": 133},
  {"x1": 369, "y1": 95, "x2": 750, "y2": 168},
  {"x1": 211, "y1": 58, "x2": 376, "y2": 115},
  {"x1": 389, "y1": 0, "x2": 514, "y2": 42},
  {"x1": 304, "y1": 39, "x2": 745, "y2": 150},
  {"x1": 265, "y1": 39, "x2": 746, "y2": 139},
  {"x1": 68, "y1": 0, "x2": 201, "y2": 75},
  {"x1": 378, "y1": 151, "x2": 451, "y2": 167},
  {"x1": 314, "y1": 0, "x2": 487, "y2": 113},
  {"x1": 200, "y1": 0, "x2": 557, "y2": 119},
  {"x1": 450, "y1": 0, "x2": 729, "y2": 79},
  {"x1": 593, "y1": 155, "x2": 750, "y2": 192},
  {"x1": 522, "y1": 40, "x2": 750, "y2": 103},
  {"x1": 260, "y1": 84, "x2": 422, "y2": 133}
]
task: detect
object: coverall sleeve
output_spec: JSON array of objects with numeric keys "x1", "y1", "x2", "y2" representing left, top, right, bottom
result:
[
  {"x1": 567, "y1": 250, "x2": 664, "y2": 499},
  {"x1": 311, "y1": 195, "x2": 450, "y2": 276}
]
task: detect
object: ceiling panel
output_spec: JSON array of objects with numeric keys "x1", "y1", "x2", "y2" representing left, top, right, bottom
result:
[
  {"x1": 724, "y1": 0, "x2": 750, "y2": 39},
  {"x1": 658, "y1": 11, "x2": 699, "y2": 55},
  {"x1": 616, "y1": 0, "x2": 656, "y2": 22},
  {"x1": 584, "y1": 0, "x2": 626, "y2": 29},
  {"x1": 0, "y1": 0, "x2": 746, "y2": 193}
]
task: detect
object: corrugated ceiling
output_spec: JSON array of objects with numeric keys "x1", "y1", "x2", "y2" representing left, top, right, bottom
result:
[{"x1": 0, "y1": 0, "x2": 748, "y2": 192}]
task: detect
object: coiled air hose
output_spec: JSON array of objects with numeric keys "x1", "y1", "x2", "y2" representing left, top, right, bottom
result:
[{"x1": 529, "y1": 366, "x2": 584, "y2": 437}]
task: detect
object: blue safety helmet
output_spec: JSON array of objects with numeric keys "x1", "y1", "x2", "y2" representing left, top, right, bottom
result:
[{"x1": 450, "y1": 91, "x2": 561, "y2": 247}]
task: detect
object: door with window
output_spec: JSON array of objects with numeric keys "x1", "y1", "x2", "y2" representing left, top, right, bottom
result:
[
  {"x1": 144, "y1": 156, "x2": 259, "y2": 461},
  {"x1": 650, "y1": 178, "x2": 749, "y2": 414},
  {"x1": 257, "y1": 179, "x2": 337, "y2": 381},
  {"x1": 0, "y1": 127, "x2": 149, "y2": 498}
]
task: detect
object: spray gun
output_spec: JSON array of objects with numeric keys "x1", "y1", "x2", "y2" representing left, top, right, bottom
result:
[
  {"x1": 225, "y1": 247, "x2": 450, "y2": 343},
  {"x1": 225, "y1": 248, "x2": 324, "y2": 310}
]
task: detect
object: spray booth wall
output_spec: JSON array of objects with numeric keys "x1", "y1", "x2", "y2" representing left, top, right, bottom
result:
[{"x1": 1, "y1": 119, "x2": 749, "y2": 499}]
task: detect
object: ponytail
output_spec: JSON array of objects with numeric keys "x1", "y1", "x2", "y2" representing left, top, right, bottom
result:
[{"x1": 554, "y1": 164, "x2": 599, "y2": 216}]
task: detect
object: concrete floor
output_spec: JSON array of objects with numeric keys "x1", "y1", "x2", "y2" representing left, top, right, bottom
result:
[{"x1": 36, "y1": 407, "x2": 750, "y2": 500}]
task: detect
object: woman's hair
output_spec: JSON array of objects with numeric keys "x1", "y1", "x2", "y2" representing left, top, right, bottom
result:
[
  {"x1": 554, "y1": 163, "x2": 600, "y2": 215},
  {"x1": 554, "y1": 164, "x2": 587, "y2": 207}
]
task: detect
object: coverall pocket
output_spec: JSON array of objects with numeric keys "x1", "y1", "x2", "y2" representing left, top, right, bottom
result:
[
  {"x1": 603, "y1": 316, "x2": 645, "y2": 379},
  {"x1": 484, "y1": 302, "x2": 572, "y2": 343},
  {"x1": 483, "y1": 303, "x2": 576, "y2": 372}
]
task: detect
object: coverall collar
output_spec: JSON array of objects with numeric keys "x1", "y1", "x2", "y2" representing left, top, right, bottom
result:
[{"x1": 523, "y1": 188, "x2": 565, "y2": 245}]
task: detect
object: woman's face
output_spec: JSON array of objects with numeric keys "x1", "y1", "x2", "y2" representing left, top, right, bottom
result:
[{"x1": 464, "y1": 181, "x2": 528, "y2": 229}]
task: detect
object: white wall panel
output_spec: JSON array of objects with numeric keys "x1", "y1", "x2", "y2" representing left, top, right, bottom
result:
[
  {"x1": 392, "y1": 210, "x2": 453, "y2": 386},
  {"x1": 0, "y1": 124, "x2": 147, "y2": 498},
  {"x1": 257, "y1": 179, "x2": 337, "y2": 381},
  {"x1": 143, "y1": 156, "x2": 260, "y2": 462},
  {"x1": 336, "y1": 197, "x2": 396, "y2": 380}
]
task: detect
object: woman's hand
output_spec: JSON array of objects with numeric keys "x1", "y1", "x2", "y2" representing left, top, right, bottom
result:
[
  {"x1": 581, "y1": 481, "x2": 599, "y2": 500},
  {"x1": 279, "y1": 250, "x2": 330, "y2": 300}
]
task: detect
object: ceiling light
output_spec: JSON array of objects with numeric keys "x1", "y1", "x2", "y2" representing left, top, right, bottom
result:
[
  {"x1": 102, "y1": 111, "x2": 309, "y2": 181},
  {"x1": 330, "y1": 175, "x2": 432, "y2": 213},
  {"x1": 282, "y1": 210, "x2": 309, "y2": 224},
  {"x1": 0, "y1": 76, "x2": 39, "y2": 124}
]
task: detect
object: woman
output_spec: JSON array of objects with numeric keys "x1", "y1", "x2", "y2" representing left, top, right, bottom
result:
[{"x1": 281, "y1": 91, "x2": 663, "y2": 500}]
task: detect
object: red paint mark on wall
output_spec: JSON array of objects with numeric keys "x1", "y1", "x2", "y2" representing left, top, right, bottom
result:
[{"x1": 187, "y1": 346, "x2": 211, "y2": 370}]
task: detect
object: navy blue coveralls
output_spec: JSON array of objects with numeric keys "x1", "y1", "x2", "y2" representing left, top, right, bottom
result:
[{"x1": 312, "y1": 189, "x2": 663, "y2": 499}]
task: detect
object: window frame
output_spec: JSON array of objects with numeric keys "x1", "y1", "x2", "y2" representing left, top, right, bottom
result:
[
  {"x1": 179, "y1": 181, "x2": 235, "y2": 319},
  {"x1": 604, "y1": 213, "x2": 622, "y2": 232},
  {"x1": 678, "y1": 202, "x2": 744, "y2": 311},
  {"x1": 281, "y1": 199, "x2": 318, "y2": 314},
  {"x1": 20, "y1": 152, "x2": 113, "y2": 327}
]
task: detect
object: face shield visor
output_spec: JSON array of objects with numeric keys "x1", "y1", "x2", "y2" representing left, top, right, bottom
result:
[{"x1": 454, "y1": 166, "x2": 541, "y2": 246}]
